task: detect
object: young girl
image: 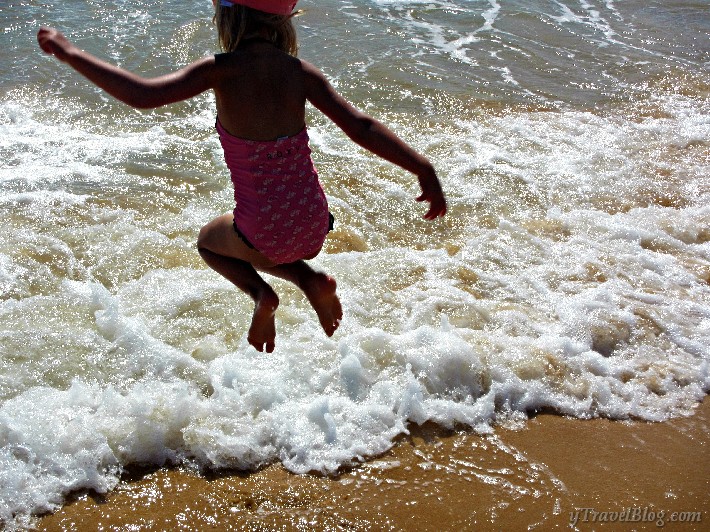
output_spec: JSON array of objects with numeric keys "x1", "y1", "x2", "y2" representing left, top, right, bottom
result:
[{"x1": 37, "y1": 0, "x2": 447, "y2": 353}]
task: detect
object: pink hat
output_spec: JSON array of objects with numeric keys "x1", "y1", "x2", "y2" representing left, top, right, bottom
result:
[{"x1": 219, "y1": 0, "x2": 298, "y2": 15}]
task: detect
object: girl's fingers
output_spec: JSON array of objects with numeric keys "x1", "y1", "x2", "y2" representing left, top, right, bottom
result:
[{"x1": 417, "y1": 192, "x2": 447, "y2": 219}]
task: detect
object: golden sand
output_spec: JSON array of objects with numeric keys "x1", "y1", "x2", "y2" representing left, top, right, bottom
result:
[{"x1": 40, "y1": 398, "x2": 708, "y2": 530}]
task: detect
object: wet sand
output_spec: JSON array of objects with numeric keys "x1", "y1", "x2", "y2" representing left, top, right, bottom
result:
[{"x1": 39, "y1": 398, "x2": 708, "y2": 530}]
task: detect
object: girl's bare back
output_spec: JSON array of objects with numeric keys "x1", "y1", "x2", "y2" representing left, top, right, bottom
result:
[{"x1": 212, "y1": 40, "x2": 307, "y2": 141}]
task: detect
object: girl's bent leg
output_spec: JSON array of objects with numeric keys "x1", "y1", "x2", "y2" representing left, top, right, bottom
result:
[
  {"x1": 197, "y1": 213, "x2": 341, "y2": 340},
  {"x1": 197, "y1": 214, "x2": 281, "y2": 353},
  {"x1": 198, "y1": 248, "x2": 279, "y2": 353}
]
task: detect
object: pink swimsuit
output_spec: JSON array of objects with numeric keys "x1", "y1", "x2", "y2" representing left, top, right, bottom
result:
[{"x1": 216, "y1": 119, "x2": 330, "y2": 264}]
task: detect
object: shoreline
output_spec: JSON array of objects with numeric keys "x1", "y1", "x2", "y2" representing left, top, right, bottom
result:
[{"x1": 39, "y1": 398, "x2": 709, "y2": 530}]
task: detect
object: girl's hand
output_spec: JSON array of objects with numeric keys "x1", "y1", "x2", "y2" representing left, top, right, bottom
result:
[
  {"x1": 417, "y1": 169, "x2": 447, "y2": 220},
  {"x1": 37, "y1": 27, "x2": 74, "y2": 62}
]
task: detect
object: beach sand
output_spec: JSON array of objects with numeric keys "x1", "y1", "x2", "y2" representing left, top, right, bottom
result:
[{"x1": 39, "y1": 398, "x2": 708, "y2": 530}]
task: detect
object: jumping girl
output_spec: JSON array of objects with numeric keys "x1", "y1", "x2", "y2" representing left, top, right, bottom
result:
[{"x1": 37, "y1": 0, "x2": 447, "y2": 353}]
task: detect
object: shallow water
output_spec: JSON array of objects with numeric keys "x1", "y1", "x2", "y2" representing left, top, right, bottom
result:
[{"x1": 1, "y1": 0, "x2": 709, "y2": 526}]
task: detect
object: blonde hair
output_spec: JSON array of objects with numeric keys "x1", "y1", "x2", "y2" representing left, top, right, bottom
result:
[{"x1": 214, "y1": 5, "x2": 299, "y2": 56}]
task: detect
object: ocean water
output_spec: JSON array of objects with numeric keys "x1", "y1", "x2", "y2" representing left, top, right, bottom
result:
[{"x1": 1, "y1": 0, "x2": 709, "y2": 526}]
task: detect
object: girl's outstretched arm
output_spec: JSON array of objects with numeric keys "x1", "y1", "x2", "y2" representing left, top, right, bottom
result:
[
  {"x1": 37, "y1": 27, "x2": 215, "y2": 109},
  {"x1": 302, "y1": 60, "x2": 446, "y2": 220}
]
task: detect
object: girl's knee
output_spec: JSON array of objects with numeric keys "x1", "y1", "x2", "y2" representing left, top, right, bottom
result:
[
  {"x1": 197, "y1": 223, "x2": 214, "y2": 251},
  {"x1": 197, "y1": 214, "x2": 233, "y2": 251}
]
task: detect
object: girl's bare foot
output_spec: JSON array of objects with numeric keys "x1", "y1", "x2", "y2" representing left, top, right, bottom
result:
[
  {"x1": 302, "y1": 273, "x2": 342, "y2": 336},
  {"x1": 247, "y1": 289, "x2": 279, "y2": 353}
]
